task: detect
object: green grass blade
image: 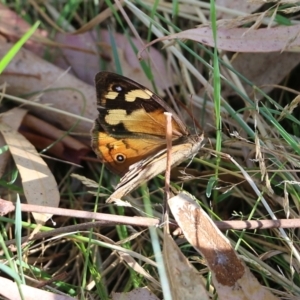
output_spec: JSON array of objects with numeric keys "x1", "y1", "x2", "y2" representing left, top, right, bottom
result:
[{"x1": 0, "y1": 21, "x2": 40, "y2": 74}]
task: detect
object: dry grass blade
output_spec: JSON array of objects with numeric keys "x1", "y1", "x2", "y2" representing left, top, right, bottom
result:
[
  {"x1": 118, "y1": 252, "x2": 160, "y2": 287},
  {"x1": 0, "y1": 198, "x2": 15, "y2": 216}
]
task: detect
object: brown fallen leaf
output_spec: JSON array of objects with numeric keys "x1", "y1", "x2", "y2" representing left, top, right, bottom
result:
[
  {"x1": 112, "y1": 287, "x2": 159, "y2": 300},
  {"x1": 0, "y1": 108, "x2": 60, "y2": 224},
  {"x1": 142, "y1": 24, "x2": 300, "y2": 53},
  {"x1": 163, "y1": 232, "x2": 209, "y2": 300},
  {"x1": 0, "y1": 42, "x2": 95, "y2": 135},
  {"x1": 0, "y1": 3, "x2": 48, "y2": 56},
  {"x1": 20, "y1": 114, "x2": 90, "y2": 163},
  {"x1": 0, "y1": 4, "x2": 174, "y2": 91},
  {"x1": 55, "y1": 30, "x2": 174, "y2": 92},
  {"x1": 19, "y1": 131, "x2": 87, "y2": 164},
  {"x1": 0, "y1": 276, "x2": 74, "y2": 300},
  {"x1": 0, "y1": 106, "x2": 27, "y2": 180},
  {"x1": 168, "y1": 192, "x2": 279, "y2": 300},
  {"x1": 227, "y1": 52, "x2": 300, "y2": 98},
  {"x1": 216, "y1": 0, "x2": 262, "y2": 19}
]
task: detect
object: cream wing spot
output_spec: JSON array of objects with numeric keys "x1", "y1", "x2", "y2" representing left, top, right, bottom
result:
[
  {"x1": 144, "y1": 89, "x2": 153, "y2": 97},
  {"x1": 106, "y1": 91, "x2": 119, "y2": 99},
  {"x1": 105, "y1": 109, "x2": 127, "y2": 125},
  {"x1": 125, "y1": 89, "x2": 153, "y2": 102}
]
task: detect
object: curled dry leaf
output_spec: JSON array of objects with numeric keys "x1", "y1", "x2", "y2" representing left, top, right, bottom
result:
[
  {"x1": 0, "y1": 3, "x2": 174, "y2": 93},
  {"x1": 227, "y1": 52, "x2": 300, "y2": 98},
  {"x1": 0, "y1": 105, "x2": 27, "y2": 179},
  {"x1": 163, "y1": 232, "x2": 209, "y2": 300},
  {"x1": 143, "y1": 24, "x2": 300, "y2": 53},
  {"x1": 0, "y1": 276, "x2": 74, "y2": 300},
  {"x1": 0, "y1": 42, "x2": 95, "y2": 135},
  {"x1": 20, "y1": 114, "x2": 90, "y2": 163},
  {"x1": 112, "y1": 287, "x2": 159, "y2": 300},
  {"x1": 216, "y1": 0, "x2": 262, "y2": 19},
  {"x1": 0, "y1": 108, "x2": 59, "y2": 224},
  {"x1": 0, "y1": 3, "x2": 47, "y2": 56},
  {"x1": 168, "y1": 193, "x2": 279, "y2": 300},
  {"x1": 55, "y1": 30, "x2": 173, "y2": 92}
]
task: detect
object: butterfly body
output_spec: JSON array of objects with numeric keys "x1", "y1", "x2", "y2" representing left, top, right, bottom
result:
[{"x1": 92, "y1": 72, "x2": 202, "y2": 177}]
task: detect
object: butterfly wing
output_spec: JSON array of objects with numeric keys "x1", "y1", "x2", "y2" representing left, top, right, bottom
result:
[
  {"x1": 94, "y1": 72, "x2": 189, "y2": 139},
  {"x1": 107, "y1": 134, "x2": 204, "y2": 201},
  {"x1": 92, "y1": 121, "x2": 167, "y2": 176},
  {"x1": 92, "y1": 72, "x2": 193, "y2": 176}
]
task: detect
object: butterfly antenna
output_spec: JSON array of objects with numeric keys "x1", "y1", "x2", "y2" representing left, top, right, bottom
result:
[{"x1": 189, "y1": 93, "x2": 201, "y2": 135}]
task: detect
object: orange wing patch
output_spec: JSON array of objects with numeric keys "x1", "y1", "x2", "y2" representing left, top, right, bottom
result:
[{"x1": 94, "y1": 131, "x2": 166, "y2": 176}]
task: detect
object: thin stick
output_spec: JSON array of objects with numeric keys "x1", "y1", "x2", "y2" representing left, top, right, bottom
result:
[
  {"x1": 164, "y1": 112, "x2": 173, "y2": 200},
  {"x1": 164, "y1": 112, "x2": 173, "y2": 231}
]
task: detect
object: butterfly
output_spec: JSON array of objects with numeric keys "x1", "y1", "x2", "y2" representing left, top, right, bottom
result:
[{"x1": 91, "y1": 72, "x2": 203, "y2": 188}]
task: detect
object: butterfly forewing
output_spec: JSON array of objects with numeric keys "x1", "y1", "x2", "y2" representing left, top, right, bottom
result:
[{"x1": 95, "y1": 72, "x2": 188, "y2": 138}]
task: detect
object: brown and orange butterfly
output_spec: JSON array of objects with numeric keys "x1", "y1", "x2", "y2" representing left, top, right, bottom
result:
[{"x1": 91, "y1": 72, "x2": 203, "y2": 186}]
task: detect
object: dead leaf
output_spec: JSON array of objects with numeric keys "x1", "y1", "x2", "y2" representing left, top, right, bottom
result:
[
  {"x1": 112, "y1": 287, "x2": 159, "y2": 300},
  {"x1": 0, "y1": 42, "x2": 95, "y2": 135},
  {"x1": 0, "y1": 107, "x2": 27, "y2": 179},
  {"x1": 168, "y1": 193, "x2": 279, "y2": 300},
  {"x1": 216, "y1": 0, "x2": 262, "y2": 19},
  {"x1": 163, "y1": 232, "x2": 209, "y2": 300},
  {"x1": 227, "y1": 52, "x2": 300, "y2": 98},
  {"x1": 0, "y1": 108, "x2": 59, "y2": 224},
  {"x1": 20, "y1": 114, "x2": 90, "y2": 163},
  {"x1": 0, "y1": 3, "x2": 47, "y2": 56},
  {"x1": 0, "y1": 4, "x2": 174, "y2": 92},
  {"x1": 55, "y1": 30, "x2": 174, "y2": 92},
  {"x1": 0, "y1": 276, "x2": 74, "y2": 300},
  {"x1": 148, "y1": 24, "x2": 300, "y2": 53}
]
